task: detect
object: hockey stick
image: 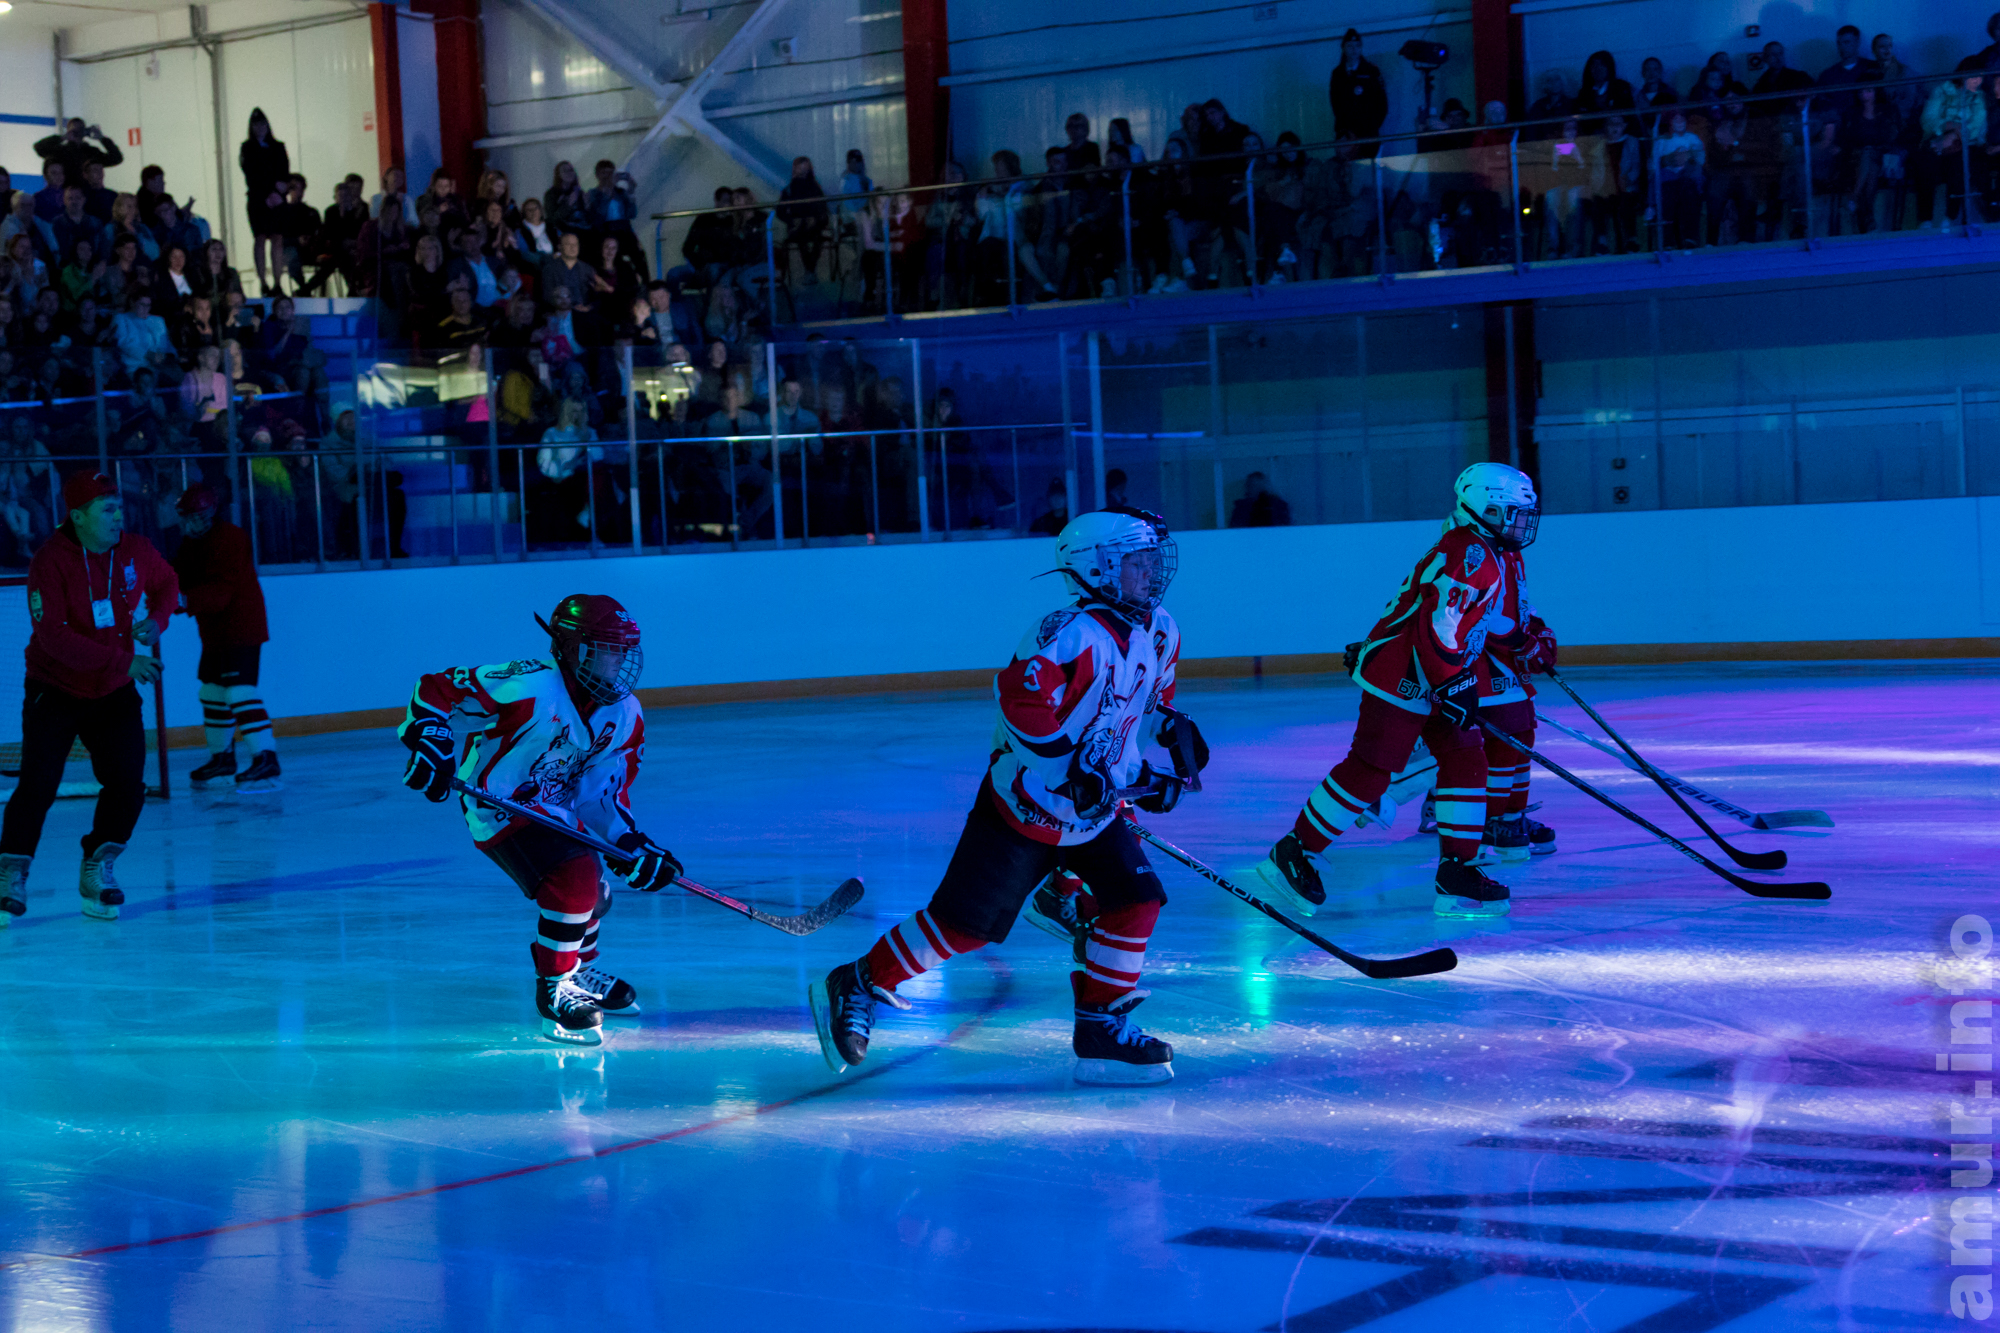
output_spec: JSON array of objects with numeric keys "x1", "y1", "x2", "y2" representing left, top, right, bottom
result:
[
  {"x1": 1127, "y1": 823, "x2": 1459, "y2": 979},
  {"x1": 1474, "y1": 723, "x2": 1831, "y2": 901},
  {"x1": 1534, "y1": 710, "x2": 1834, "y2": 830},
  {"x1": 1542, "y1": 670, "x2": 1786, "y2": 871},
  {"x1": 450, "y1": 780, "x2": 864, "y2": 936}
]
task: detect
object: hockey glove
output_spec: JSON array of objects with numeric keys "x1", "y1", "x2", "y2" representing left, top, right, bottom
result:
[
  {"x1": 1156, "y1": 706, "x2": 1209, "y2": 781},
  {"x1": 1432, "y1": 666, "x2": 1481, "y2": 731},
  {"x1": 614, "y1": 832, "x2": 683, "y2": 892},
  {"x1": 400, "y1": 714, "x2": 455, "y2": 803},
  {"x1": 1056, "y1": 756, "x2": 1117, "y2": 823},
  {"x1": 1132, "y1": 762, "x2": 1186, "y2": 815},
  {"x1": 1516, "y1": 624, "x2": 1558, "y2": 675}
]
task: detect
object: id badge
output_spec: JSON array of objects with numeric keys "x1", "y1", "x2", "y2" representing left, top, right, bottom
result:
[{"x1": 91, "y1": 598, "x2": 115, "y2": 629}]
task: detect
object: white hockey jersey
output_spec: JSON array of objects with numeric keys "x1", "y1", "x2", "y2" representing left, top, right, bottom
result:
[
  {"x1": 987, "y1": 602, "x2": 1182, "y2": 846},
  {"x1": 400, "y1": 656, "x2": 644, "y2": 848}
]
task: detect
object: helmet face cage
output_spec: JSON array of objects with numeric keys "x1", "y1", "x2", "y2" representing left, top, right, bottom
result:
[
  {"x1": 1482, "y1": 501, "x2": 1540, "y2": 550},
  {"x1": 567, "y1": 637, "x2": 643, "y2": 705},
  {"x1": 1091, "y1": 532, "x2": 1178, "y2": 620}
]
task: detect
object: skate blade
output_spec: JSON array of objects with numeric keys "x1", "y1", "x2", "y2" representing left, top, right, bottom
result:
[
  {"x1": 806, "y1": 978, "x2": 849, "y2": 1074},
  {"x1": 1433, "y1": 894, "x2": 1511, "y2": 919},
  {"x1": 1250, "y1": 858, "x2": 1319, "y2": 918},
  {"x1": 1470, "y1": 845, "x2": 1504, "y2": 867},
  {"x1": 1529, "y1": 842, "x2": 1556, "y2": 857},
  {"x1": 1021, "y1": 905, "x2": 1077, "y2": 944},
  {"x1": 81, "y1": 901, "x2": 120, "y2": 920},
  {"x1": 1073, "y1": 1057, "x2": 1174, "y2": 1087},
  {"x1": 598, "y1": 1002, "x2": 641, "y2": 1017},
  {"x1": 233, "y1": 780, "x2": 284, "y2": 794},
  {"x1": 1497, "y1": 845, "x2": 1532, "y2": 863},
  {"x1": 539, "y1": 1018, "x2": 602, "y2": 1046}
]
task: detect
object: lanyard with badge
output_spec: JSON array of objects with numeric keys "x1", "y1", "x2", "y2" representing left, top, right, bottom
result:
[{"x1": 84, "y1": 548, "x2": 115, "y2": 629}]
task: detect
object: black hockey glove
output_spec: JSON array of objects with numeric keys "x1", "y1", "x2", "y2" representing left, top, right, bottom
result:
[
  {"x1": 1516, "y1": 624, "x2": 1558, "y2": 675},
  {"x1": 1056, "y1": 755, "x2": 1118, "y2": 823},
  {"x1": 1156, "y1": 706, "x2": 1209, "y2": 782},
  {"x1": 1342, "y1": 641, "x2": 1364, "y2": 675},
  {"x1": 614, "y1": 832, "x2": 683, "y2": 892},
  {"x1": 401, "y1": 714, "x2": 455, "y2": 803},
  {"x1": 1432, "y1": 666, "x2": 1481, "y2": 731},
  {"x1": 1132, "y1": 762, "x2": 1185, "y2": 815}
]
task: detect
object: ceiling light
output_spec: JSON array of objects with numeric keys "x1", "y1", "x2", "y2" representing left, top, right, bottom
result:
[{"x1": 0, "y1": 4, "x2": 15, "y2": 14}]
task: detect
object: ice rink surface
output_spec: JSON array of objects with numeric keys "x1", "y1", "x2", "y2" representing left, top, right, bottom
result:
[{"x1": 0, "y1": 662, "x2": 1989, "y2": 1332}]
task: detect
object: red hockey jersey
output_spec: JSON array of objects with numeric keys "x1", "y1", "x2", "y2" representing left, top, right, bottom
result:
[
  {"x1": 987, "y1": 603, "x2": 1182, "y2": 846},
  {"x1": 1478, "y1": 547, "x2": 1550, "y2": 707},
  {"x1": 1353, "y1": 523, "x2": 1505, "y2": 716}
]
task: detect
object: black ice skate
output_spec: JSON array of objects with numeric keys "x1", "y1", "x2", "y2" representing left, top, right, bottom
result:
[
  {"x1": 536, "y1": 972, "x2": 603, "y2": 1045},
  {"x1": 1417, "y1": 794, "x2": 1438, "y2": 834},
  {"x1": 809, "y1": 960, "x2": 908, "y2": 1074},
  {"x1": 572, "y1": 964, "x2": 640, "y2": 1016},
  {"x1": 188, "y1": 751, "x2": 237, "y2": 786},
  {"x1": 1252, "y1": 832, "x2": 1326, "y2": 917},
  {"x1": 1023, "y1": 873, "x2": 1090, "y2": 960},
  {"x1": 1434, "y1": 856, "x2": 1511, "y2": 918},
  {"x1": 1485, "y1": 812, "x2": 1556, "y2": 863},
  {"x1": 0, "y1": 852, "x2": 27, "y2": 926},
  {"x1": 1524, "y1": 814, "x2": 1556, "y2": 856},
  {"x1": 1073, "y1": 993, "x2": 1174, "y2": 1086},
  {"x1": 80, "y1": 842, "x2": 125, "y2": 921},
  {"x1": 234, "y1": 752, "x2": 282, "y2": 791}
]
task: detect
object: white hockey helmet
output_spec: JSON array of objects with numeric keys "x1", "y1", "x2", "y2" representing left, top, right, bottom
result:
[
  {"x1": 1054, "y1": 506, "x2": 1178, "y2": 622},
  {"x1": 1452, "y1": 462, "x2": 1540, "y2": 550}
]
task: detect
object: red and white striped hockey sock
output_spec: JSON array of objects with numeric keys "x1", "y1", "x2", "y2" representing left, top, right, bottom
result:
[
  {"x1": 199, "y1": 683, "x2": 233, "y2": 755},
  {"x1": 1433, "y1": 746, "x2": 1489, "y2": 860},
  {"x1": 224, "y1": 685, "x2": 275, "y2": 756},
  {"x1": 530, "y1": 859, "x2": 601, "y2": 977},
  {"x1": 1292, "y1": 769, "x2": 1375, "y2": 854},
  {"x1": 1485, "y1": 759, "x2": 1530, "y2": 818},
  {"x1": 1072, "y1": 901, "x2": 1160, "y2": 1008},
  {"x1": 863, "y1": 908, "x2": 986, "y2": 992}
]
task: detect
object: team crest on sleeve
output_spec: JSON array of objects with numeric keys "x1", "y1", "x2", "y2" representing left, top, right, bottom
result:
[
  {"x1": 487, "y1": 659, "x2": 552, "y2": 680},
  {"x1": 27, "y1": 591, "x2": 40, "y2": 622},
  {"x1": 1036, "y1": 610, "x2": 1074, "y2": 647},
  {"x1": 1463, "y1": 543, "x2": 1485, "y2": 575},
  {"x1": 1152, "y1": 629, "x2": 1169, "y2": 659}
]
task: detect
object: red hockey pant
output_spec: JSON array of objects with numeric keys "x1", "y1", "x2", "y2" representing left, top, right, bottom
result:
[
  {"x1": 1294, "y1": 692, "x2": 1487, "y2": 860},
  {"x1": 1481, "y1": 700, "x2": 1536, "y2": 817}
]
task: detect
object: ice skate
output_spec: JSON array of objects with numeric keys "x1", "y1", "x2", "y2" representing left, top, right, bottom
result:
[
  {"x1": 1417, "y1": 794, "x2": 1438, "y2": 834},
  {"x1": 1433, "y1": 856, "x2": 1511, "y2": 918},
  {"x1": 535, "y1": 971, "x2": 603, "y2": 1045},
  {"x1": 188, "y1": 751, "x2": 237, "y2": 787},
  {"x1": 809, "y1": 959, "x2": 906, "y2": 1074},
  {"x1": 1251, "y1": 832, "x2": 1325, "y2": 917},
  {"x1": 1524, "y1": 813, "x2": 1556, "y2": 856},
  {"x1": 234, "y1": 751, "x2": 282, "y2": 791},
  {"x1": 1073, "y1": 993, "x2": 1174, "y2": 1086},
  {"x1": 572, "y1": 964, "x2": 640, "y2": 1016},
  {"x1": 0, "y1": 853, "x2": 27, "y2": 926},
  {"x1": 80, "y1": 842, "x2": 125, "y2": 920},
  {"x1": 1485, "y1": 812, "x2": 1532, "y2": 863},
  {"x1": 1023, "y1": 872, "x2": 1090, "y2": 958}
]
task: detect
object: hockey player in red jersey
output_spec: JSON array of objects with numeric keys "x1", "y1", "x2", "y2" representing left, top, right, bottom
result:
[
  {"x1": 810, "y1": 507, "x2": 1209, "y2": 1086},
  {"x1": 398, "y1": 594, "x2": 682, "y2": 1045},
  {"x1": 1470, "y1": 514, "x2": 1559, "y2": 861},
  {"x1": 1252, "y1": 464, "x2": 1541, "y2": 918}
]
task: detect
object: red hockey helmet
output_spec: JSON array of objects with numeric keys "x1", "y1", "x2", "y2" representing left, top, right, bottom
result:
[{"x1": 536, "y1": 593, "x2": 643, "y2": 705}]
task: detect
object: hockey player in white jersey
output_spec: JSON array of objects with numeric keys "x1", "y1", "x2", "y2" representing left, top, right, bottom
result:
[
  {"x1": 398, "y1": 594, "x2": 682, "y2": 1045},
  {"x1": 810, "y1": 507, "x2": 1210, "y2": 1086}
]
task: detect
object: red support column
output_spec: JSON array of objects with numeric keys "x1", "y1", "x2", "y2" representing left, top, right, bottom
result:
[
  {"x1": 368, "y1": 2, "x2": 404, "y2": 179},
  {"x1": 902, "y1": 0, "x2": 949, "y2": 186},
  {"x1": 416, "y1": 0, "x2": 487, "y2": 193},
  {"x1": 1471, "y1": 0, "x2": 1523, "y2": 117}
]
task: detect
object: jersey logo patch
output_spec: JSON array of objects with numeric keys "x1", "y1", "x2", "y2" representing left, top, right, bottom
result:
[
  {"x1": 487, "y1": 659, "x2": 552, "y2": 681},
  {"x1": 28, "y1": 591, "x2": 40, "y2": 622},
  {"x1": 1397, "y1": 679, "x2": 1425, "y2": 700},
  {"x1": 519, "y1": 719, "x2": 617, "y2": 811},
  {"x1": 1463, "y1": 543, "x2": 1485, "y2": 575},
  {"x1": 1036, "y1": 610, "x2": 1074, "y2": 647}
]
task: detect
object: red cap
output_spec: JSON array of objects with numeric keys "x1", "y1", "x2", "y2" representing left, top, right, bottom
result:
[
  {"x1": 63, "y1": 470, "x2": 117, "y2": 516},
  {"x1": 176, "y1": 484, "x2": 220, "y2": 517}
]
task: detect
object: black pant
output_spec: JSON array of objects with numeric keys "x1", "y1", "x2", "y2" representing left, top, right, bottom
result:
[
  {"x1": 927, "y1": 788, "x2": 1167, "y2": 943},
  {"x1": 0, "y1": 680, "x2": 147, "y2": 858}
]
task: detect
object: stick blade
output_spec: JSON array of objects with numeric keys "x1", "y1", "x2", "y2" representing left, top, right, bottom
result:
[
  {"x1": 1751, "y1": 809, "x2": 1835, "y2": 830},
  {"x1": 767, "y1": 876, "x2": 866, "y2": 935},
  {"x1": 1739, "y1": 880, "x2": 1832, "y2": 901},
  {"x1": 1354, "y1": 946, "x2": 1460, "y2": 979},
  {"x1": 1730, "y1": 848, "x2": 1789, "y2": 871}
]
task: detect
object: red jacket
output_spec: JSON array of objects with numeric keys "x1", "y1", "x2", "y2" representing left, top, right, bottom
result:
[
  {"x1": 171, "y1": 520, "x2": 269, "y2": 647},
  {"x1": 25, "y1": 526, "x2": 180, "y2": 699}
]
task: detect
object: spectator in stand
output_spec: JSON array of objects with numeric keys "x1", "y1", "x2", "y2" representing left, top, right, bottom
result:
[
  {"x1": 545, "y1": 161, "x2": 589, "y2": 237},
  {"x1": 50, "y1": 187, "x2": 102, "y2": 274},
  {"x1": 837, "y1": 150, "x2": 874, "y2": 247},
  {"x1": 133, "y1": 166, "x2": 170, "y2": 229},
  {"x1": 1028, "y1": 476, "x2": 1069, "y2": 534},
  {"x1": 34, "y1": 119, "x2": 124, "y2": 185},
  {"x1": 1108, "y1": 118, "x2": 1146, "y2": 164},
  {"x1": 1576, "y1": 51, "x2": 1635, "y2": 126},
  {"x1": 1841, "y1": 82, "x2": 1902, "y2": 233},
  {"x1": 153, "y1": 245, "x2": 195, "y2": 323},
  {"x1": 1873, "y1": 34, "x2": 1918, "y2": 228},
  {"x1": 369, "y1": 165, "x2": 417, "y2": 228},
  {"x1": 1750, "y1": 42, "x2": 1813, "y2": 115},
  {"x1": 32, "y1": 162, "x2": 68, "y2": 222},
  {"x1": 1229, "y1": 471, "x2": 1291, "y2": 526},
  {"x1": 172, "y1": 485, "x2": 278, "y2": 789},
  {"x1": 1915, "y1": 72, "x2": 1986, "y2": 227},
  {"x1": 1525, "y1": 70, "x2": 1577, "y2": 139},
  {"x1": 421, "y1": 169, "x2": 469, "y2": 237},
  {"x1": 1103, "y1": 468, "x2": 1130, "y2": 508},
  {"x1": 174, "y1": 293, "x2": 223, "y2": 364},
  {"x1": 778, "y1": 157, "x2": 830, "y2": 283},
  {"x1": 682, "y1": 186, "x2": 739, "y2": 285},
  {"x1": 586, "y1": 160, "x2": 645, "y2": 277},
  {"x1": 1818, "y1": 24, "x2": 1882, "y2": 110},
  {"x1": 540, "y1": 231, "x2": 598, "y2": 312},
  {"x1": 113, "y1": 293, "x2": 173, "y2": 381},
  {"x1": 1536, "y1": 117, "x2": 1592, "y2": 257},
  {"x1": 1652, "y1": 109, "x2": 1707, "y2": 248},
  {"x1": 1329, "y1": 29, "x2": 1389, "y2": 156},
  {"x1": 432, "y1": 283, "x2": 488, "y2": 351},
  {"x1": 591, "y1": 235, "x2": 644, "y2": 314},
  {"x1": 238, "y1": 108, "x2": 291, "y2": 294},
  {"x1": 1259, "y1": 134, "x2": 1309, "y2": 280},
  {"x1": 179, "y1": 345, "x2": 229, "y2": 433},
  {"x1": 0, "y1": 470, "x2": 178, "y2": 926},
  {"x1": 302, "y1": 174, "x2": 369, "y2": 294},
  {"x1": 1062, "y1": 114, "x2": 1101, "y2": 171},
  {"x1": 1704, "y1": 52, "x2": 1751, "y2": 98},
  {"x1": 406, "y1": 233, "x2": 450, "y2": 331},
  {"x1": 78, "y1": 162, "x2": 115, "y2": 226},
  {"x1": 147, "y1": 195, "x2": 202, "y2": 264},
  {"x1": 1166, "y1": 103, "x2": 1204, "y2": 160},
  {"x1": 516, "y1": 196, "x2": 558, "y2": 264},
  {"x1": 355, "y1": 198, "x2": 412, "y2": 302},
  {"x1": 2, "y1": 191, "x2": 47, "y2": 265},
  {"x1": 191, "y1": 238, "x2": 242, "y2": 307},
  {"x1": 1589, "y1": 114, "x2": 1645, "y2": 252},
  {"x1": 276, "y1": 175, "x2": 321, "y2": 291},
  {"x1": 1636, "y1": 57, "x2": 1679, "y2": 112},
  {"x1": 447, "y1": 225, "x2": 504, "y2": 310},
  {"x1": 1700, "y1": 90, "x2": 1759, "y2": 245},
  {"x1": 55, "y1": 239, "x2": 100, "y2": 315}
]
